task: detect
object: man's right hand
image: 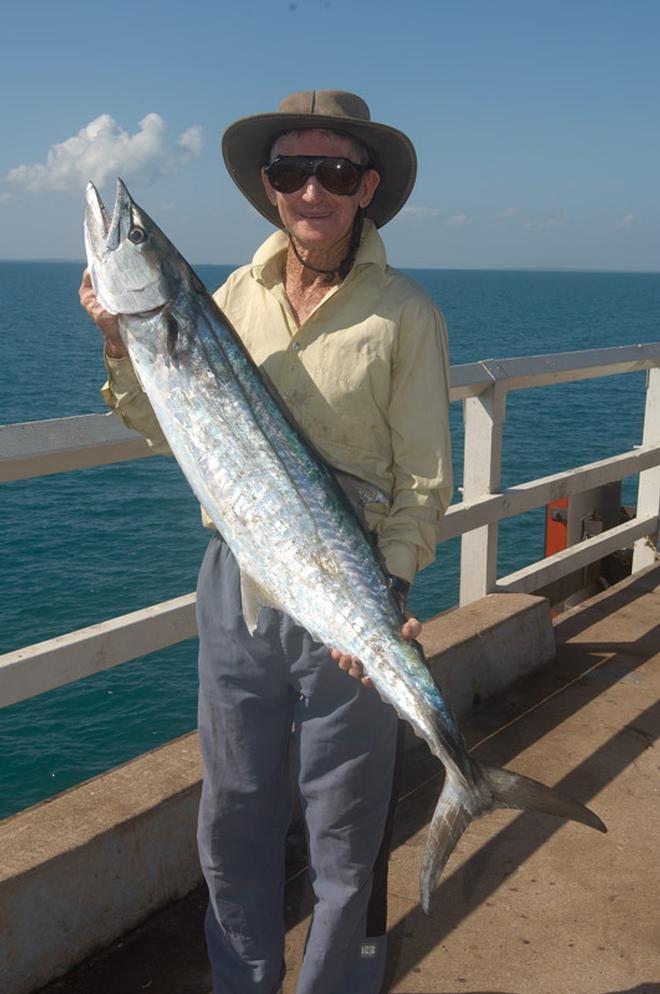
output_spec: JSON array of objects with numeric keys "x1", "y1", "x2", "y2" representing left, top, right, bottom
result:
[{"x1": 79, "y1": 269, "x2": 128, "y2": 359}]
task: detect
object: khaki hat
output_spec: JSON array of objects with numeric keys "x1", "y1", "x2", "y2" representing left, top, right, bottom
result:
[{"x1": 221, "y1": 90, "x2": 417, "y2": 228}]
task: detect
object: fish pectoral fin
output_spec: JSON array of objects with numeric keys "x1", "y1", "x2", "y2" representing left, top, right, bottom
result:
[{"x1": 239, "y1": 572, "x2": 283, "y2": 636}]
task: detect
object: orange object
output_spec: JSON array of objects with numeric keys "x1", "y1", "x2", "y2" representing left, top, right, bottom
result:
[{"x1": 546, "y1": 498, "x2": 569, "y2": 557}]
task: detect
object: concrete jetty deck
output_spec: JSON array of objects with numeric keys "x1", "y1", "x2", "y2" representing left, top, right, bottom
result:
[{"x1": 38, "y1": 564, "x2": 660, "y2": 994}]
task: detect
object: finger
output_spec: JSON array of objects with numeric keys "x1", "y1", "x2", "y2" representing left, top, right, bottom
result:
[
  {"x1": 331, "y1": 650, "x2": 367, "y2": 682},
  {"x1": 331, "y1": 649, "x2": 356, "y2": 668},
  {"x1": 401, "y1": 617, "x2": 422, "y2": 640},
  {"x1": 361, "y1": 676, "x2": 374, "y2": 689},
  {"x1": 79, "y1": 284, "x2": 99, "y2": 311}
]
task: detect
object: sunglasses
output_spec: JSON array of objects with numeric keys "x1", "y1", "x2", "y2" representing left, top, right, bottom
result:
[{"x1": 265, "y1": 156, "x2": 370, "y2": 196}]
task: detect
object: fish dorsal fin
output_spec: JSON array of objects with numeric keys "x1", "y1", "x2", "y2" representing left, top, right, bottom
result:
[
  {"x1": 334, "y1": 470, "x2": 390, "y2": 523},
  {"x1": 240, "y1": 572, "x2": 283, "y2": 636}
]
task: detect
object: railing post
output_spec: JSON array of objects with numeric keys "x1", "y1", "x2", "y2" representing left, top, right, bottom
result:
[
  {"x1": 459, "y1": 375, "x2": 507, "y2": 604},
  {"x1": 632, "y1": 366, "x2": 660, "y2": 572}
]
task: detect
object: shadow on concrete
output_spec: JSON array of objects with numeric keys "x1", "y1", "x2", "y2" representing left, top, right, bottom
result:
[
  {"x1": 551, "y1": 565, "x2": 659, "y2": 647},
  {"x1": 39, "y1": 570, "x2": 660, "y2": 994},
  {"x1": 386, "y1": 607, "x2": 660, "y2": 857},
  {"x1": 40, "y1": 675, "x2": 658, "y2": 994},
  {"x1": 37, "y1": 885, "x2": 211, "y2": 994},
  {"x1": 383, "y1": 696, "x2": 660, "y2": 990},
  {"x1": 392, "y1": 987, "x2": 660, "y2": 994}
]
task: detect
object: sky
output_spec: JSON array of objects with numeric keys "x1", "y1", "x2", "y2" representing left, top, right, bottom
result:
[{"x1": 0, "y1": 0, "x2": 658, "y2": 271}]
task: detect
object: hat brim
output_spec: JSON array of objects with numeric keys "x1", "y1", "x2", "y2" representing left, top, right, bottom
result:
[{"x1": 221, "y1": 112, "x2": 417, "y2": 229}]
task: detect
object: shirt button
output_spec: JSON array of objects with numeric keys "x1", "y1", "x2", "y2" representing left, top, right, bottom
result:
[{"x1": 292, "y1": 341, "x2": 301, "y2": 352}]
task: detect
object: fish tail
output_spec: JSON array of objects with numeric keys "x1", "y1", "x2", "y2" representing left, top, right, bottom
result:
[{"x1": 420, "y1": 759, "x2": 606, "y2": 914}]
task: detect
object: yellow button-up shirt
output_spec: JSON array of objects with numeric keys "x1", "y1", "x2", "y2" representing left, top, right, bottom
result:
[{"x1": 102, "y1": 220, "x2": 452, "y2": 584}]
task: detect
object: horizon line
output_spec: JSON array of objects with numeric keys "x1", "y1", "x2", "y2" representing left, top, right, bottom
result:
[{"x1": 1, "y1": 257, "x2": 659, "y2": 276}]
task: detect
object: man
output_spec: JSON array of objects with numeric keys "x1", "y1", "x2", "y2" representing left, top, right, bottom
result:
[{"x1": 80, "y1": 90, "x2": 452, "y2": 994}]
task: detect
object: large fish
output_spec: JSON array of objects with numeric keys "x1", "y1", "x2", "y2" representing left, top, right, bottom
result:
[{"x1": 84, "y1": 178, "x2": 606, "y2": 913}]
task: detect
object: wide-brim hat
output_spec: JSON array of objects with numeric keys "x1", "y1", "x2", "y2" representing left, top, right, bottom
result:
[{"x1": 221, "y1": 90, "x2": 417, "y2": 229}]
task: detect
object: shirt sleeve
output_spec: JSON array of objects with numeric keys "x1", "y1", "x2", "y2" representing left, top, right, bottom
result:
[
  {"x1": 376, "y1": 297, "x2": 453, "y2": 585},
  {"x1": 212, "y1": 281, "x2": 230, "y2": 311},
  {"x1": 100, "y1": 350, "x2": 172, "y2": 455}
]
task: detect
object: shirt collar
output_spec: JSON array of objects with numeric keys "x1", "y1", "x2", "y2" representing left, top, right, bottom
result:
[{"x1": 250, "y1": 218, "x2": 387, "y2": 288}]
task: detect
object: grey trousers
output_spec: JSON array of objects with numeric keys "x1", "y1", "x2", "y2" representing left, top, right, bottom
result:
[{"x1": 196, "y1": 534, "x2": 400, "y2": 994}]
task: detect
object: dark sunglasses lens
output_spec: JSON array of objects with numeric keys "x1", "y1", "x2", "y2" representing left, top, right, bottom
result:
[
  {"x1": 268, "y1": 158, "x2": 363, "y2": 196},
  {"x1": 317, "y1": 160, "x2": 362, "y2": 195},
  {"x1": 268, "y1": 162, "x2": 308, "y2": 193}
]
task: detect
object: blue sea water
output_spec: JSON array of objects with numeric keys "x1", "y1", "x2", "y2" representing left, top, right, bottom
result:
[{"x1": 1, "y1": 260, "x2": 659, "y2": 820}]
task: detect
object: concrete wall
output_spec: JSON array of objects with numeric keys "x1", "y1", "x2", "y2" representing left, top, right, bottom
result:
[
  {"x1": 0, "y1": 738, "x2": 203, "y2": 994},
  {"x1": 0, "y1": 592, "x2": 553, "y2": 994},
  {"x1": 425, "y1": 591, "x2": 556, "y2": 717}
]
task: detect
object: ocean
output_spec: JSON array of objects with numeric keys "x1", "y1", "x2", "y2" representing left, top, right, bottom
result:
[{"x1": 1, "y1": 261, "x2": 659, "y2": 820}]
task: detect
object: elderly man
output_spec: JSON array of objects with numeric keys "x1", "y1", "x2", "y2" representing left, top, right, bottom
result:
[{"x1": 80, "y1": 90, "x2": 452, "y2": 994}]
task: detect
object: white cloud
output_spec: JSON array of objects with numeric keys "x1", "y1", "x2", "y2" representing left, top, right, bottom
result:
[
  {"x1": 495, "y1": 207, "x2": 519, "y2": 219},
  {"x1": 524, "y1": 214, "x2": 567, "y2": 229},
  {"x1": 616, "y1": 213, "x2": 635, "y2": 229},
  {"x1": 445, "y1": 213, "x2": 470, "y2": 227},
  {"x1": 178, "y1": 125, "x2": 204, "y2": 158},
  {"x1": 401, "y1": 205, "x2": 440, "y2": 219},
  {"x1": 6, "y1": 113, "x2": 204, "y2": 194}
]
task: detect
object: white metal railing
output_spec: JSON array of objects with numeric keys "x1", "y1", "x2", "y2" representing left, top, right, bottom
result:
[
  {"x1": 1, "y1": 343, "x2": 659, "y2": 709},
  {"x1": 441, "y1": 344, "x2": 660, "y2": 602}
]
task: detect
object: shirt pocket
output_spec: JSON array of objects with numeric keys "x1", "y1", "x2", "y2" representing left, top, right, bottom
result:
[{"x1": 313, "y1": 317, "x2": 395, "y2": 425}]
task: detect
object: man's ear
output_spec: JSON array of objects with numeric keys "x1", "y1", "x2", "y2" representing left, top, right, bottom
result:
[{"x1": 359, "y1": 169, "x2": 381, "y2": 209}]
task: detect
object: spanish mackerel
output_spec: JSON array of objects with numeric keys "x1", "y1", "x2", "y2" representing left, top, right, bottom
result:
[{"x1": 84, "y1": 178, "x2": 606, "y2": 913}]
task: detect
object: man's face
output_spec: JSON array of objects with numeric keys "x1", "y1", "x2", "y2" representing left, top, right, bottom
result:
[{"x1": 261, "y1": 129, "x2": 380, "y2": 250}]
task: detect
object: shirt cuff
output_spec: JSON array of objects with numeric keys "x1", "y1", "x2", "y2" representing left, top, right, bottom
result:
[
  {"x1": 103, "y1": 347, "x2": 141, "y2": 387},
  {"x1": 379, "y1": 541, "x2": 418, "y2": 587}
]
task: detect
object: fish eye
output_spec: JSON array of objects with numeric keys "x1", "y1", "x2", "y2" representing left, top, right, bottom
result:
[{"x1": 128, "y1": 226, "x2": 147, "y2": 245}]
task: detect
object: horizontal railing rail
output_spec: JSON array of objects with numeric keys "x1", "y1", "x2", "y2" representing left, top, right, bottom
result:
[
  {"x1": 4, "y1": 343, "x2": 660, "y2": 484},
  {"x1": 0, "y1": 595, "x2": 197, "y2": 709},
  {"x1": 0, "y1": 412, "x2": 154, "y2": 483},
  {"x1": 450, "y1": 341, "x2": 660, "y2": 398},
  {"x1": 2, "y1": 342, "x2": 659, "y2": 708},
  {"x1": 437, "y1": 444, "x2": 660, "y2": 542}
]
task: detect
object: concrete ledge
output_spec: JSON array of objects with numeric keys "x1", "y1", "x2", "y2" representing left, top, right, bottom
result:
[
  {"x1": 423, "y1": 591, "x2": 555, "y2": 718},
  {"x1": 0, "y1": 591, "x2": 554, "y2": 994},
  {"x1": 0, "y1": 736, "x2": 203, "y2": 994}
]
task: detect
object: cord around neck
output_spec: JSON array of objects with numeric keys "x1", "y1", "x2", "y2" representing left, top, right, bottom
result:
[{"x1": 288, "y1": 211, "x2": 364, "y2": 284}]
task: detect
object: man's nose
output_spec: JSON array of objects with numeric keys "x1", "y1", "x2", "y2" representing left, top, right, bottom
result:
[{"x1": 301, "y1": 176, "x2": 324, "y2": 201}]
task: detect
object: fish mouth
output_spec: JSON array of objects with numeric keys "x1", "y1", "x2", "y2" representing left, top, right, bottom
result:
[
  {"x1": 84, "y1": 178, "x2": 133, "y2": 260},
  {"x1": 84, "y1": 177, "x2": 177, "y2": 317}
]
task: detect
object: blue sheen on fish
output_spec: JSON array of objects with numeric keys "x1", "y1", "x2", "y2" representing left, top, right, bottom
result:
[{"x1": 84, "y1": 179, "x2": 606, "y2": 914}]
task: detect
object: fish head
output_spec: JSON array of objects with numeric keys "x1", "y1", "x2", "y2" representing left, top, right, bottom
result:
[{"x1": 84, "y1": 178, "x2": 181, "y2": 316}]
